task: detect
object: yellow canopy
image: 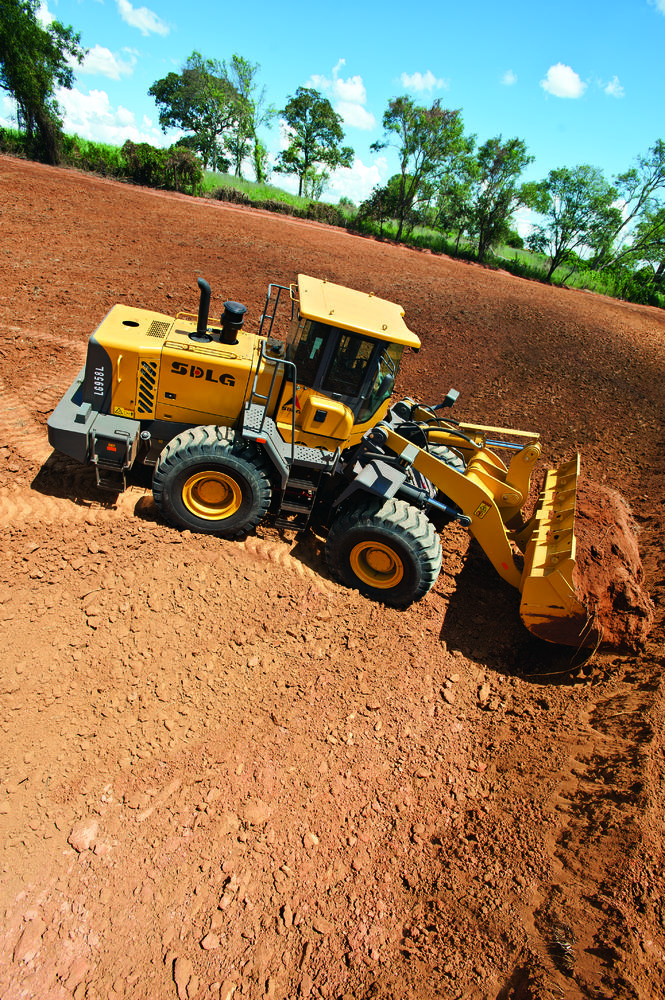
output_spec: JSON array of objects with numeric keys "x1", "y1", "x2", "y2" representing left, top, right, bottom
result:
[{"x1": 297, "y1": 275, "x2": 421, "y2": 349}]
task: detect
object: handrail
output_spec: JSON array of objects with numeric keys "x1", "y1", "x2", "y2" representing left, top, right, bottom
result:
[
  {"x1": 258, "y1": 284, "x2": 292, "y2": 339},
  {"x1": 248, "y1": 341, "x2": 298, "y2": 464}
]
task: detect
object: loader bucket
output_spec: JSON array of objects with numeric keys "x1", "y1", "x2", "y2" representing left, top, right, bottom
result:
[{"x1": 519, "y1": 456, "x2": 592, "y2": 646}]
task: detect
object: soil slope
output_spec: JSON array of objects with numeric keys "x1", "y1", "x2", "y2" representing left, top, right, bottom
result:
[{"x1": 1, "y1": 156, "x2": 664, "y2": 1000}]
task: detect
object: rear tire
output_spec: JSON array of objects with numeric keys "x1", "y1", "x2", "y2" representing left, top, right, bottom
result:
[
  {"x1": 153, "y1": 426, "x2": 272, "y2": 537},
  {"x1": 325, "y1": 498, "x2": 442, "y2": 606}
]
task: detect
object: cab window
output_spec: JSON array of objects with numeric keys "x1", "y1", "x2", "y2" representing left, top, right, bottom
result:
[
  {"x1": 321, "y1": 331, "x2": 375, "y2": 397},
  {"x1": 288, "y1": 318, "x2": 325, "y2": 385},
  {"x1": 357, "y1": 343, "x2": 404, "y2": 422}
]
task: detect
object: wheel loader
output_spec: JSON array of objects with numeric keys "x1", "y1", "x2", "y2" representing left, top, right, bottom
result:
[{"x1": 47, "y1": 274, "x2": 590, "y2": 645}]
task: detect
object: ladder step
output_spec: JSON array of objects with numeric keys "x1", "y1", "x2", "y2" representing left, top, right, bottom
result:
[
  {"x1": 280, "y1": 500, "x2": 314, "y2": 514},
  {"x1": 95, "y1": 465, "x2": 126, "y2": 491},
  {"x1": 287, "y1": 478, "x2": 317, "y2": 490},
  {"x1": 274, "y1": 514, "x2": 310, "y2": 530}
]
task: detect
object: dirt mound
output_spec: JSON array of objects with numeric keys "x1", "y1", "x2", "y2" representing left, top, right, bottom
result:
[{"x1": 573, "y1": 476, "x2": 655, "y2": 650}]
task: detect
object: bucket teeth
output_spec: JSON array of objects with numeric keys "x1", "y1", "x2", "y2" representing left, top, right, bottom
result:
[{"x1": 519, "y1": 455, "x2": 591, "y2": 645}]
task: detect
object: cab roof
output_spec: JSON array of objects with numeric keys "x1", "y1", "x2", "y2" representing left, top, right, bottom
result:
[{"x1": 297, "y1": 274, "x2": 421, "y2": 349}]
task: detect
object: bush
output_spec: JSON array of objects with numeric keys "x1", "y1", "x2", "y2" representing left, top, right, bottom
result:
[
  {"x1": 300, "y1": 202, "x2": 346, "y2": 226},
  {"x1": 0, "y1": 127, "x2": 30, "y2": 157},
  {"x1": 121, "y1": 140, "x2": 167, "y2": 187},
  {"x1": 207, "y1": 186, "x2": 252, "y2": 205},
  {"x1": 164, "y1": 147, "x2": 203, "y2": 195},
  {"x1": 61, "y1": 136, "x2": 126, "y2": 177},
  {"x1": 505, "y1": 228, "x2": 524, "y2": 249}
]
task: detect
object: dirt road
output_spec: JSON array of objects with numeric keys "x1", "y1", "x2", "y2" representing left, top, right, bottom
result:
[{"x1": 1, "y1": 155, "x2": 664, "y2": 1000}]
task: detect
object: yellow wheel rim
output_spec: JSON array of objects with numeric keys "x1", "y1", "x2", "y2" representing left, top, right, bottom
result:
[
  {"x1": 349, "y1": 540, "x2": 404, "y2": 589},
  {"x1": 181, "y1": 470, "x2": 242, "y2": 521}
]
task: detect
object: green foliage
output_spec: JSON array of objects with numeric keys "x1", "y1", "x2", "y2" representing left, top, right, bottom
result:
[
  {"x1": 202, "y1": 171, "x2": 305, "y2": 206},
  {"x1": 62, "y1": 135, "x2": 126, "y2": 176},
  {"x1": 121, "y1": 140, "x2": 167, "y2": 186},
  {"x1": 274, "y1": 87, "x2": 354, "y2": 197},
  {"x1": 149, "y1": 52, "x2": 241, "y2": 171},
  {"x1": 0, "y1": 124, "x2": 30, "y2": 156},
  {"x1": 0, "y1": 0, "x2": 85, "y2": 164},
  {"x1": 472, "y1": 136, "x2": 534, "y2": 261},
  {"x1": 504, "y1": 228, "x2": 524, "y2": 249},
  {"x1": 371, "y1": 96, "x2": 468, "y2": 241},
  {"x1": 222, "y1": 55, "x2": 275, "y2": 180},
  {"x1": 205, "y1": 173, "x2": 346, "y2": 225},
  {"x1": 164, "y1": 146, "x2": 203, "y2": 194},
  {"x1": 252, "y1": 137, "x2": 270, "y2": 183},
  {"x1": 302, "y1": 166, "x2": 330, "y2": 200},
  {"x1": 357, "y1": 174, "x2": 422, "y2": 237},
  {"x1": 594, "y1": 139, "x2": 665, "y2": 272},
  {"x1": 526, "y1": 165, "x2": 619, "y2": 281}
]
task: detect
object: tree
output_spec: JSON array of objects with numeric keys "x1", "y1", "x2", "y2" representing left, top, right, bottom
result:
[
  {"x1": 302, "y1": 166, "x2": 330, "y2": 200},
  {"x1": 357, "y1": 181, "x2": 399, "y2": 237},
  {"x1": 222, "y1": 54, "x2": 275, "y2": 180},
  {"x1": 471, "y1": 136, "x2": 534, "y2": 261},
  {"x1": 525, "y1": 166, "x2": 619, "y2": 281},
  {"x1": 425, "y1": 144, "x2": 478, "y2": 251},
  {"x1": 252, "y1": 138, "x2": 270, "y2": 184},
  {"x1": 590, "y1": 140, "x2": 665, "y2": 273},
  {"x1": 619, "y1": 201, "x2": 665, "y2": 290},
  {"x1": 0, "y1": 0, "x2": 85, "y2": 164},
  {"x1": 149, "y1": 52, "x2": 241, "y2": 172},
  {"x1": 275, "y1": 87, "x2": 353, "y2": 197},
  {"x1": 371, "y1": 97, "x2": 467, "y2": 241},
  {"x1": 358, "y1": 174, "x2": 423, "y2": 238}
]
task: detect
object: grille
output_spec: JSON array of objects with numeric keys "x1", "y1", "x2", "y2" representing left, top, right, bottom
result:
[
  {"x1": 146, "y1": 320, "x2": 170, "y2": 339},
  {"x1": 137, "y1": 360, "x2": 158, "y2": 415}
]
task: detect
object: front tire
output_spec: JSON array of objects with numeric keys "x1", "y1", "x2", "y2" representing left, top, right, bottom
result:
[
  {"x1": 325, "y1": 498, "x2": 442, "y2": 606},
  {"x1": 153, "y1": 426, "x2": 272, "y2": 537}
]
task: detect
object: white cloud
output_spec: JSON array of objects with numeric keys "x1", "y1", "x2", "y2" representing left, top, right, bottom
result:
[
  {"x1": 57, "y1": 87, "x2": 167, "y2": 145},
  {"x1": 36, "y1": 1, "x2": 54, "y2": 26},
  {"x1": 79, "y1": 45, "x2": 137, "y2": 81},
  {"x1": 0, "y1": 94, "x2": 18, "y2": 128},
  {"x1": 336, "y1": 101, "x2": 375, "y2": 130},
  {"x1": 399, "y1": 70, "x2": 447, "y2": 93},
  {"x1": 116, "y1": 0, "x2": 169, "y2": 36},
  {"x1": 648, "y1": 0, "x2": 665, "y2": 13},
  {"x1": 501, "y1": 70, "x2": 517, "y2": 86},
  {"x1": 307, "y1": 61, "x2": 375, "y2": 131},
  {"x1": 325, "y1": 156, "x2": 387, "y2": 204},
  {"x1": 540, "y1": 63, "x2": 587, "y2": 99},
  {"x1": 604, "y1": 75, "x2": 625, "y2": 98},
  {"x1": 277, "y1": 119, "x2": 293, "y2": 152}
]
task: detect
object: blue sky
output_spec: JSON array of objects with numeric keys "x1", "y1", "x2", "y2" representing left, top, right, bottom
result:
[{"x1": 3, "y1": 0, "x2": 664, "y2": 212}]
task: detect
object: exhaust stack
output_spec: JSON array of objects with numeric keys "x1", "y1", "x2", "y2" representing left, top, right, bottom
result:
[{"x1": 196, "y1": 277, "x2": 211, "y2": 338}]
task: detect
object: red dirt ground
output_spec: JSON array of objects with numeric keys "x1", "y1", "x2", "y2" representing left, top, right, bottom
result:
[{"x1": 1, "y1": 155, "x2": 665, "y2": 1000}]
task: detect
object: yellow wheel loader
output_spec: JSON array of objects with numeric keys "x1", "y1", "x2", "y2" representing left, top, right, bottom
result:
[{"x1": 47, "y1": 274, "x2": 589, "y2": 645}]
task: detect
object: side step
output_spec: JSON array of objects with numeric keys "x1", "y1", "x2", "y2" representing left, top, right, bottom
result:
[
  {"x1": 274, "y1": 476, "x2": 319, "y2": 530},
  {"x1": 94, "y1": 465, "x2": 127, "y2": 491}
]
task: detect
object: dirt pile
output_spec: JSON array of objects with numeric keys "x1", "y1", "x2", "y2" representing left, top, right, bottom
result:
[{"x1": 573, "y1": 476, "x2": 655, "y2": 650}]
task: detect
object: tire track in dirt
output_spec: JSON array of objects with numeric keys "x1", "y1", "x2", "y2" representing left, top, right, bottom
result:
[
  {"x1": 0, "y1": 476, "x2": 146, "y2": 528},
  {"x1": 240, "y1": 533, "x2": 336, "y2": 592},
  {"x1": 536, "y1": 659, "x2": 664, "y2": 998},
  {"x1": 0, "y1": 377, "x2": 55, "y2": 467}
]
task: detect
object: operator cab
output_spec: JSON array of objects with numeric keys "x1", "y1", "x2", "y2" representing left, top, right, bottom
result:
[{"x1": 286, "y1": 275, "x2": 421, "y2": 424}]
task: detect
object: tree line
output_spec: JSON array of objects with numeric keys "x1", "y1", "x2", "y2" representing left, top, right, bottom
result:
[{"x1": 1, "y1": 0, "x2": 664, "y2": 303}]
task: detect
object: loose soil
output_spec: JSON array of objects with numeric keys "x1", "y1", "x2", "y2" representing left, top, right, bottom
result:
[{"x1": 1, "y1": 155, "x2": 664, "y2": 1000}]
